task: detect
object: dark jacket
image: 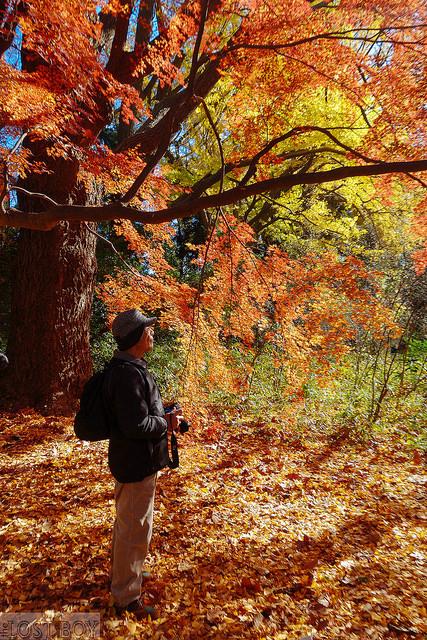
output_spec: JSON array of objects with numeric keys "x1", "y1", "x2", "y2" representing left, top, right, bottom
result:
[{"x1": 106, "y1": 354, "x2": 169, "y2": 483}]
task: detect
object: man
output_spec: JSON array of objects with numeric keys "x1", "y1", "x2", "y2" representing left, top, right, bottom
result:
[{"x1": 107, "y1": 308, "x2": 182, "y2": 620}]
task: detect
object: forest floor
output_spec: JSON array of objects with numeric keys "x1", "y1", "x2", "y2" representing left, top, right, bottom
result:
[{"x1": 0, "y1": 412, "x2": 426, "y2": 640}]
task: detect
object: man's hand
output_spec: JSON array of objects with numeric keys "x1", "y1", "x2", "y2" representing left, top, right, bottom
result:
[{"x1": 166, "y1": 407, "x2": 183, "y2": 434}]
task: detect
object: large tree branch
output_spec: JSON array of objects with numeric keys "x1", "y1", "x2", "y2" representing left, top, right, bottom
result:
[
  {"x1": 105, "y1": 1, "x2": 136, "y2": 78},
  {"x1": 116, "y1": 0, "x2": 156, "y2": 144},
  {"x1": 175, "y1": 145, "x2": 347, "y2": 205},
  {"x1": 120, "y1": 120, "x2": 366, "y2": 204},
  {"x1": 0, "y1": 0, "x2": 21, "y2": 57},
  {"x1": 2, "y1": 160, "x2": 427, "y2": 230},
  {"x1": 239, "y1": 125, "x2": 373, "y2": 185},
  {"x1": 115, "y1": 57, "x2": 221, "y2": 155},
  {"x1": 187, "y1": 0, "x2": 210, "y2": 95}
]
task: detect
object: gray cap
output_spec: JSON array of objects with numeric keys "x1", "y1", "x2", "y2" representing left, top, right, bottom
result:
[{"x1": 112, "y1": 309, "x2": 157, "y2": 350}]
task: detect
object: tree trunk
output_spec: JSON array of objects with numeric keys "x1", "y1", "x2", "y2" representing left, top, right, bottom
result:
[
  {"x1": 1, "y1": 222, "x2": 97, "y2": 413},
  {"x1": 0, "y1": 146, "x2": 98, "y2": 413}
]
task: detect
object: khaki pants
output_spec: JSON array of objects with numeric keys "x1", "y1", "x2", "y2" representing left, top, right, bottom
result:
[{"x1": 110, "y1": 473, "x2": 157, "y2": 607}]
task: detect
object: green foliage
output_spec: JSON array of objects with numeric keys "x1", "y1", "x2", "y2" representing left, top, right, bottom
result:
[
  {"x1": 91, "y1": 331, "x2": 116, "y2": 373},
  {"x1": 218, "y1": 338, "x2": 427, "y2": 450},
  {"x1": 303, "y1": 345, "x2": 427, "y2": 448},
  {"x1": 164, "y1": 217, "x2": 209, "y2": 286},
  {"x1": 145, "y1": 328, "x2": 184, "y2": 402}
]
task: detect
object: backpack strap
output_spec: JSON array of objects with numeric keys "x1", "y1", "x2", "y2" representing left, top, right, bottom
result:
[{"x1": 168, "y1": 432, "x2": 179, "y2": 469}]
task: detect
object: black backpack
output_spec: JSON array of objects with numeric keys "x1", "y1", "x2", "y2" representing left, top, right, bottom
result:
[{"x1": 74, "y1": 362, "x2": 115, "y2": 441}]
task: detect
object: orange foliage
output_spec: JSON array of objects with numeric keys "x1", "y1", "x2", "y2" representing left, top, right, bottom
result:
[
  {"x1": 99, "y1": 216, "x2": 400, "y2": 419},
  {"x1": 1, "y1": 412, "x2": 426, "y2": 637},
  {"x1": 220, "y1": 1, "x2": 427, "y2": 161},
  {"x1": 1, "y1": 0, "x2": 424, "y2": 409},
  {"x1": 1, "y1": 0, "x2": 426, "y2": 194}
]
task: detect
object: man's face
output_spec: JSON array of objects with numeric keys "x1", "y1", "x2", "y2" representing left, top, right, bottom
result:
[{"x1": 139, "y1": 325, "x2": 154, "y2": 354}]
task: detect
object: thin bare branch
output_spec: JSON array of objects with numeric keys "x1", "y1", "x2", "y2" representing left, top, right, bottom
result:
[
  {"x1": 13, "y1": 186, "x2": 59, "y2": 207},
  {"x1": 84, "y1": 223, "x2": 146, "y2": 281},
  {"x1": 196, "y1": 95, "x2": 226, "y2": 193},
  {"x1": 223, "y1": 24, "x2": 427, "y2": 56},
  {"x1": 240, "y1": 125, "x2": 377, "y2": 185},
  {"x1": 187, "y1": 0, "x2": 210, "y2": 95},
  {"x1": 184, "y1": 92, "x2": 226, "y2": 367}
]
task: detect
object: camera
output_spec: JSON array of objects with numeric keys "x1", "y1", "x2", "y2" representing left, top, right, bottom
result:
[{"x1": 164, "y1": 402, "x2": 190, "y2": 434}]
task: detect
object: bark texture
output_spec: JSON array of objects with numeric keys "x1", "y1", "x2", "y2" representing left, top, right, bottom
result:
[
  {"x1": 0, "y1": 148, "x2": 98, "y2": 413},
  {"x1": 2, "y1": 223, "x2": 96, "y2": 412}
]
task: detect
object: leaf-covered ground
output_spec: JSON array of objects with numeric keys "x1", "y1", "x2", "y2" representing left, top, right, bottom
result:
[{"x1": 0, "y1": 412, "x2": 426, "y2": 640}]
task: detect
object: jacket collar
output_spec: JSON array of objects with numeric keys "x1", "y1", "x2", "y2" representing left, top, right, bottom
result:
[{"x1": 112, "y1": 349, "x2": 147, "y2": 368}]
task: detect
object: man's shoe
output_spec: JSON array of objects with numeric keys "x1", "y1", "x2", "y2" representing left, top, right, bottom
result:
[{"x1": 115, "y1": 598, "x2": 158, "y2": 621}]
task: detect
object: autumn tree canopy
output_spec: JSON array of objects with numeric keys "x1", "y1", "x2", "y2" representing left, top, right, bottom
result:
[
  {"x1": 1, "y1": 0, "x2": 427, "y2": 230},
  {"x1": 0, "y1": 0, "x2": 426, "y2": 411}
]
